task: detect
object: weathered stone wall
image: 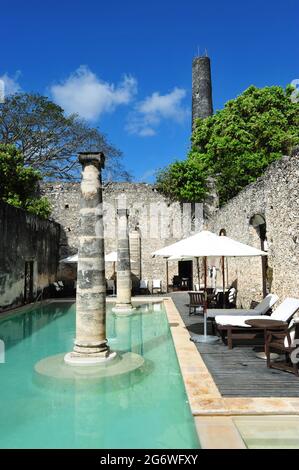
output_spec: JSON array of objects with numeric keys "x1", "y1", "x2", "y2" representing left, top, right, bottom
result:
[
  {"x1": 41, "y1": 182, "x2": 205, "y2": 292},
  {"x1": 207, "y1": 154, "x2": 299, "y2": 308},
  {"x1": 0, "y1": 202, "x2": 60, "y2": 310}
]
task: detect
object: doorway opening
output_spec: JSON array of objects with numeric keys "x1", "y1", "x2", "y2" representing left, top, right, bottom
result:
[
  {"x1": 178, "y1": 260, "x2": 193, "y2": 290},
  {"x1": 249, "y1": 214, "x2": 269, "y2": 297}
]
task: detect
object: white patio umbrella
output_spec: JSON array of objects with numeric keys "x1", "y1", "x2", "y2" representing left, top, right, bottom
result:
[
  {"x1": 153, "y1": 230, "x2": 267, "y2": 343},
  {"x1": 152, "y1": 231, "x2": 221, "y2": 292},
  {"x1": 60, "y1": 251, "x2": 135, "y2": 264},
  {"x1": 161, "y1": 230, "x2": 266, "y2": 258}
]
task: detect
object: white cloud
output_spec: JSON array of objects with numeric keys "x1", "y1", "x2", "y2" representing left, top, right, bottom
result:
[
  {"x1": 50, "y1": 66, "x2": 137, "y2": 120},
  {"x1": 126, "y1": 87, "x2": 188, "y2": 137},
  {"x1": 0, "y1": 72, "x2": 22, "y2": 98}
]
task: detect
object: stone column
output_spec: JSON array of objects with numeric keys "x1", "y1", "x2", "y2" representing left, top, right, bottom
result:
[
  {"x1": 65, "y1": 152, "x2": 116, "y2": 365},
  {"x1": 130, "y1": 228, "x2": 141, "y2": 294},
  {"x1": 113, "y1": 209, "x2": 134, "y2": 313}
]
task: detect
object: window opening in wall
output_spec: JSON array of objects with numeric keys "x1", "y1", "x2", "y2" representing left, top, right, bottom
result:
[{"x1": 191, "y1": 202, "x2": 196, "y2": 231}]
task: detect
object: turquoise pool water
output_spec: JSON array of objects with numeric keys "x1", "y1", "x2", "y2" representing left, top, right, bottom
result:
[{"x1": 0, "y1": 301, "x2": 199, "y2": 449}]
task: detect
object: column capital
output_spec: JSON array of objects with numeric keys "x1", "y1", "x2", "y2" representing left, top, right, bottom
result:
[
  {"x1": 117, "y1": 208, "x2": 129, "y2": 217},
  {"x1": 78, "y1": 152, "x2": 105, "y2": 169}
]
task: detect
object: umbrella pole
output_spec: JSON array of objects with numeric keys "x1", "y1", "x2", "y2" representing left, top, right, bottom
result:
[
  {"x1": 196, "y1": 257, "x2": 200, "y2": 289},
  {"x1": 204, "y1": 256, "x2": 207, "y2": 336},
  {"x1": 189, "y1": 257, "x2": 218, "y2": 345},
  {"x1": 222, "y1": 256, "x2": 225, "y2": 308},
  {"x1": 113, "y1": 261, "x2": 116, "y2": 296},
  {"x1": 204, "y1": 256, "x2": 207, "y2": 290},
  {"x1": 166, "y1": 259, "x2": 169, "y2": 294}
]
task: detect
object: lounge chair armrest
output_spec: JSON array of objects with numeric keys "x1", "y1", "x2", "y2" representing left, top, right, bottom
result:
[{"x1": 266, "y1": 325, "x2": 295, "y2": 348}]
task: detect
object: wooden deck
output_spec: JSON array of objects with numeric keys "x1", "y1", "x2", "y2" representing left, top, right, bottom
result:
[{"x1": 169, "y1": 292, "x2": 299, "y2": 397}]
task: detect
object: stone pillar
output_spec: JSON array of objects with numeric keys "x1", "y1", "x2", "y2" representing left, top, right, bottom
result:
[
  {"x1": 65, "y1": 152, "x2": 116, "y2": 365},
  {"x1": 113, "y1": 209, "x2": 134, "y2": 313},
  {"x1": 192, "y1": 56, "x2": 213, "y2": 127},
  {"x1": 130, "y1": 228, "x2": 141, "y2": 294}
]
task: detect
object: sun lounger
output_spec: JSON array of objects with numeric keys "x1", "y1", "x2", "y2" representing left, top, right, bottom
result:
[
  {"x1": 139, "y1": 279, "x2": 149, "y2": 294},
  {"x1": 207, "y1": 293, "x2": 279, "y2": 319},
  {"x1": 152, "y1": 279, "x2": 162, "y2": 294},
  {"x1": 188, "y1": 291, "x2": 205, "y2": 315},
  {"x1": 216, "y1": 297, "x2": 299, "y2": 349}
]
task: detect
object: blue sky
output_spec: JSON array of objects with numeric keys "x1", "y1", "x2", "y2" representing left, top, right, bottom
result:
[{"x1": 1, "y1": 0, "x2": 298, "y2": 182}]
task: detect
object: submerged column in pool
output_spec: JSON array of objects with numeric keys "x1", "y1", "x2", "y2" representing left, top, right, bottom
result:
[
  {"x1": 65, "y1": 152, "x2": 116, "y2": 365},
  {"x1": 112, "y1": 208, "x2": 134, "y2": 313}
]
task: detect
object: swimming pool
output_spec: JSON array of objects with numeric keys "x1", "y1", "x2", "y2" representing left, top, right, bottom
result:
[{"x1": 0, "y1": 301, "x2": 199, "y2": 449}]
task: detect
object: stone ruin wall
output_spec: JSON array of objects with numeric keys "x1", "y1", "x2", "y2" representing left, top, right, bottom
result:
[
  {"x1": 206, "y1": 154, "x2": 299, "y2": 308},
  {"x1": 0, "y1": 202, "x2": 60, "y2": 310},
  {"x1": 41, "y1": 182, "x2": 208, "y2": 293},
  {"x1": 38, "y1": 152, "x2": 299, "y2": 304}
]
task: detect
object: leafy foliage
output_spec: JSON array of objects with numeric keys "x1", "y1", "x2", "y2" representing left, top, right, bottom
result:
[
  {"x1": 156, "y1": 85, "x2": 299, "y2": 205},
  {"x1": 0, "y1": 93, "x2": 131, "y2": 181},
  {"x1": 0, "y1": 144, "x2": 51, "y2": 218},
  {"x1": 156, "y1": 160, "x2": 208, "y2": 202}
]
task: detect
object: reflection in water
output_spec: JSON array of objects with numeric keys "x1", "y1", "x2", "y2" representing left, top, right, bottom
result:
[
  {"x1": 109, "y1": 303, "x2": 163, "y2": 356},
  {"x1": 110, "y1": 312, "x2": 143, "y2": 355},
  {"x1": 0, "y1": 303, "x2": 72, "y2": 350}
]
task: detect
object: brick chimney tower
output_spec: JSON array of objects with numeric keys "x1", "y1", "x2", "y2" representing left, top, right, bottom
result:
[
  {"x1": 192, "y1": 56, "x2": 213, "y2": 127},
  {"x1": 192, "y1": 56, "x2": 219, "y2": 216}
]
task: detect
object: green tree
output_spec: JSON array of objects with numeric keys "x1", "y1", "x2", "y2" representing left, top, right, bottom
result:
[
  {"x1": 156, "y1": 159, "x2": 208, "y2": 202},
  {"x1": 156, "y1": 85, "x2": 299, "y2": 205},
  {"x1": 0, "y1": 144, "x2": 51, "y2": 218},
  {"x1": 0, "y1": 93, "x2": 131, "y2": 181}
]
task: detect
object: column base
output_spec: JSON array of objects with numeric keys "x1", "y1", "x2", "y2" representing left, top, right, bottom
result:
[
  {"x1": 64, "y1": 350, "x2": 117, "y2": 366},
  {"x1": 35, "y1": 352, "x2": 145, "y2": 382},
  {"x1": 112, "y1": 303, "x2": 136, "y2": 315}
]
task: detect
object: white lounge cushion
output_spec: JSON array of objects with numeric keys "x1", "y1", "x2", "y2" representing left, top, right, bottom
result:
[
  {"x1": 208, "y1": 309, "x2": 260, "y2": 319},
  {"x1": 253, "y1": 293, "x2": 279, "y2": 313},
  {"x1": 271, "y1": 298, "x2": 299, "y2": 322},
  {"x1": 140, "y1": 280, "x2": 148, "y2": 289},
  {"x1": 228, "y1": 287, "x2": 236, "y2": 303},
  {"x1": 208, "y1": 293, "x2": 279, "y2": 319},
  {"x1": 216, "y1": 315, "x2": 269, "y2": 327},
  {"x1": 216, "y1": 297, "x2": 299, "y2": 327},
  {"x1": 283, "y1": 318, "x2": 299, "y2": 347},
  {"x1": 152, "y1": 279, "x2": 161, "y2": 289}
]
